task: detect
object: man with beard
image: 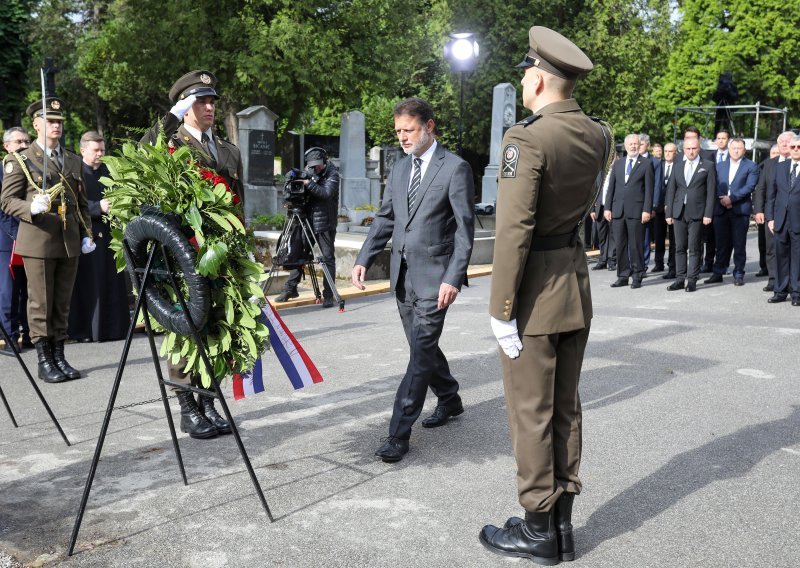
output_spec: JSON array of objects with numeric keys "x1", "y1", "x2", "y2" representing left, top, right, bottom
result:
[{"x1": 351, "y1": 97, "x2": 474, "y2": 463}]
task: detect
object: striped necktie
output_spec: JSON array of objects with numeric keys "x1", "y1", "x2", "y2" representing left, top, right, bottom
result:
[{"x1": 408, "y1": 158, "x2": 422, "y2": 210}]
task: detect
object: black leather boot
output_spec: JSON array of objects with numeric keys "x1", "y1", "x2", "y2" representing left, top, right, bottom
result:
[
  {"x1": 52, "y1": 340, "x2": 81, "y2": 379},
  {"x1": 177, "y1": 391, "x2": 217, "y2": 439},
  {"x1": 480, "y1": 510, "x2": 558, "y2": 565},
  {"x1": 35, "y1": 340, "x2": 68, "y2": 383},
  {"x1": 199, "y1": 393, "x2": 231, "y2": 434},
  {"x1": 554, "y1": 493, "x2": 576, "y2": 561}
]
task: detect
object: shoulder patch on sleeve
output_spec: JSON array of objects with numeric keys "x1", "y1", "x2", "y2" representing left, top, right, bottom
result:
[
  {"x1": 4, "y1": 160, "x2": 13, "y2": 175},
  {"x1": 501, "y1": 144, "x2": 520, "y2": 178}
]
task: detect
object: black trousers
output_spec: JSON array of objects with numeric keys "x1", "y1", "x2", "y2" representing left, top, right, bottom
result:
[
  {"x1": 673, "y1": 215, "x2": 704, "y2": 282},
  {"x1": 595, "y1": 208, "x2": 614, "y2": 264},
  {"x1": 284, "y1": 229, "x2": 336, "y2": 298},
  {"x1": 758, "y1": 223, "x2": 777, "y2": 281},
  {"x1": 712, "y1": 211, "x2": 749, "y2": 277},
  {"x1": 774, "y1": 226, "x2": 800, "y2": 298},
  {"x1": 702, "y1": 221, "x2": 716, "y2": 269},
  {"x1": 653, "y1": 210, "x2": 670, "y2": 268},
  {"x1": 612, "y1": 216, "x2": 645, "y2": 279},
  {"x1": 757, "y1": 223, "x2": 767, "y2": 272},
  {"x1": 390, "y1": 262, "x2": 460, "y2": 440}
]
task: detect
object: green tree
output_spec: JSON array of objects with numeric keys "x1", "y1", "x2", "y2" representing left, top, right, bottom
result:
[{"x1": 0, "y1": 0, "x2": 33, "y2": 128}]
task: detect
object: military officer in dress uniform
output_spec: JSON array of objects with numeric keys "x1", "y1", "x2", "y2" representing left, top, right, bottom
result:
[
  {"x1": 0, "y1": 98, "x2": 95, "y2": 382},
  {"x1": 479, "y1": 27, "x2": 612, "y2": 565},
  {"x1": 142, "y1": 70, "x2": 244, "y2": 440}
]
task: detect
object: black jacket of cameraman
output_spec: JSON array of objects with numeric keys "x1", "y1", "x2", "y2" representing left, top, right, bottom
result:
[{"x1": 306, "y1": 162, "x2": 340, "y2": 233}]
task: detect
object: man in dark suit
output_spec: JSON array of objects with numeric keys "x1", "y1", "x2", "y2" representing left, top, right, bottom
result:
[
  {"x1": 638, "y1": 134, "x2": 660, "y2": 272},
  {"x1": 754, "y1": 132, "x2": 793, "y2": 292},
  {"x1": 352, "y1": 97, "x2": 474, "y2": 463},
  {"x1": 665, "y1": 136, "x2": 716, "y2": 292},
  {"x1": 0, "y1": 127, "x2": 32, "y2": 354},
  {"x1": 604, "y1": 133, "x2": 654, "y2": 288},
  {"x1": 766, "y1": 134, "x2": 800, "y2": 305},
  {"x1": 590, "y1": 165, "x2": 615, "y2": 270},
  {"x1": 142, "y1": 70, "x2": 244, "y2": 439},
  {"x1": 655, "y1": 143, "x2": 677, "y2": 278},
  {"x1": 706, "y1": 138, "x2": 758, "y2": 286}
]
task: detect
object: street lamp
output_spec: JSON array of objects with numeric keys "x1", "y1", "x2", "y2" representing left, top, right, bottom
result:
[{"x1": 444, "y1": 33, "x2": 479, "y2": 156}]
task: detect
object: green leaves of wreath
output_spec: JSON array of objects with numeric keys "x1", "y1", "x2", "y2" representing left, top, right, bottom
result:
[{"x1": 100, "y1": 133, "x2": 269, "y2": 387}]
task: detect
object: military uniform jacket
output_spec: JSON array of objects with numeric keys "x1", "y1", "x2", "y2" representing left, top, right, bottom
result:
[
  {"x1": 1, "y1": 146, "x2": 90, "y2": 259},
  {"x1": 489, "y1": 99, "x2": 608, "y2": 336},
  {"x1": 141, "y1": 113, "x2": 244, "y2": 207}
]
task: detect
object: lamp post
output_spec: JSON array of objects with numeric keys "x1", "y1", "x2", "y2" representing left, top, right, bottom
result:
[{"x1": 444, "y1": 33, "x2": 479, "y2": 156}]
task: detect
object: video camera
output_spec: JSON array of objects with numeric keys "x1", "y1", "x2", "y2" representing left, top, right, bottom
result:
[{"x1": 283, "y1": 167, "x2": 312, "y2": 206}]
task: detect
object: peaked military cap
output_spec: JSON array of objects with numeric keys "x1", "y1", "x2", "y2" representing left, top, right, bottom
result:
[
  {"x1": 168, "y1": 70, "x2": 220, "y2": 103},
  {"x1": 515, "y1": 26, "x2": 593, "y2": 79},
  {"x1": 26, "y1": 97, "x2": 66, "y2": 121}
]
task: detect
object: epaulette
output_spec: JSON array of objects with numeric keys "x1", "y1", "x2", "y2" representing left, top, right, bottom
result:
[{"x1": 516, "y1": 114, "x2": 542, "y2": 128}]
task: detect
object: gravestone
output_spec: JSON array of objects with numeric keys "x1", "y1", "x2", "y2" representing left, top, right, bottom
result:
[
  {"x1": 339, "y1": 111, "x2": 371, "y2": 209},
  {"x1": 481, "y1": 83, "x2": 517, "y2": 204},
  {"x1": 237, "y1": 105, "x2": 279, "y2": 218}
]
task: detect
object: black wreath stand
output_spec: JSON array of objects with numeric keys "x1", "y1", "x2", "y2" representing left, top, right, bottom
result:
[
  {"x1": 68, "y1": 233, "x2": 273, "y2": 556},
  {"x1": 0, "y1": 321, "x2": 70, "y2": 446}
]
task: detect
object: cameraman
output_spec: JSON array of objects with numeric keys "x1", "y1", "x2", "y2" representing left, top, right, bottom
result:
[{"x1": 275, "y1": 147, "x2": 340, "y2": 308}]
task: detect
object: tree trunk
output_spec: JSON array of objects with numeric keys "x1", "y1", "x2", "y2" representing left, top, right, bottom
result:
[{"x1": 223, "y1": 103, "x2": 239, "y2": 146}]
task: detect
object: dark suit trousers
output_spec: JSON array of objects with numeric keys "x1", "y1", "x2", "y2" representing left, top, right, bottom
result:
[
  {"x1": 653, "y1": 210, "x2": 669, "y2": 268},
  {"x1": 390, "y1": 262, "x2": 460, "y2": 440},
  {"x1": 712, "y1": 211, "x2": 749, "y2": 277},
  {"x1": 612, "y1": 217, "x2": 644, "y2": 279},
  {"x1": 500, "y1": 327, "x2": 589, "y2": 513},
  {"x1": 757, "y1": 223, "x2": 767, "y2": 272},
  {"x1": 759, "y1": 224, "x2": 777, "y2": 281},
  {"x1": 0, "y1": 252, "x2": 28, "y2": 341},
  {"x1": 773, "y1": 227, "x2": 800, "y2": 297},
  {"x1": 22, "y1": 256, "x2": 78, "y2": 343},
  {"x1": 702, "y1": 220, "x2": 716, "y2": 269},
  {"x1": 673, "y1": 214, "x2": 703, "y2": 282},
  {"x1": 595, "y1": 209, "x2": 614, "y2": 264}
]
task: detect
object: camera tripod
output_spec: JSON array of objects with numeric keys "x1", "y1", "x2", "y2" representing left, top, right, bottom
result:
[{"x1": 264, "y1": 207, "x2": 345, "y2": 311}]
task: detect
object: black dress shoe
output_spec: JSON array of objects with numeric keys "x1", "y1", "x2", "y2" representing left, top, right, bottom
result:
[
  {"x1": 607, "y1": 264, "x2": 617, "y2": 271},
  {"x1": 480, "y1": 511, "x2": 558, "y2": 565},
  {"x1": 651, "y1": 265, "x2": 665, "y2": 273},
  {"x1": 630, "y1": 279, "x2": 642, "y2": 289},
  {"x1": 322, "y1": 297, "x2": 334, "y2": 308},
  {"x1": 375, "y1": 436, "x2": 409, "y2": 463},
  {"x1": 274, "y1": 289, "x2": 299, "y2": 302},
  {"x1": 793, "y1": 298, "x2": 800, "y2": 307},
  {"x1": 704, "y1": 273, "x2": 723, "y2": 284},
  {"x1": 768, "y1": 294, "x2": 788, "y2": 304},
  {"x1": 666, "y1": 280, "x2": 685, "y2": 291},
  {"x1": 421, "y1": 402, "x2": 464, "y2": 428},
  {"x1": 685, "y1": 280, "x2": 697, "y2": 292},
  {"x1": 662, "y1": 271, "x2": 676, "y2": 279},
  {"x1": 755, "y1": 268, "x2": 769, "y2": 277},
  {"x1": 763, "y1": 281, "x2": 775, "y2": 292},
  {"x1": 700, "y1": 265, "x2": 713, "y2": 274},
  {"x1": 610, "y1": 278, "x2": 629, "y2": 288},
  {"x1": 591, "y1": 262, "x2": 607, "y2": 270},
  {"x1": 734, "y1": 277, "x2": 744, "y2": 286}
]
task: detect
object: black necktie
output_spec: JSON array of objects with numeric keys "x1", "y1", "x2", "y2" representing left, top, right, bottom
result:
[
  {"x1": 792, "y1": 163, "x2": 798, "y2": 187},
  {"x1": 408, "y1": 158, "x2": 421, "y2": 210},
  {"x1": 51, "y1": 149, "x2": 62, "y2": 171},
  {"x1": 201, "y1": 133, "x2": 217, "y2": 168}
]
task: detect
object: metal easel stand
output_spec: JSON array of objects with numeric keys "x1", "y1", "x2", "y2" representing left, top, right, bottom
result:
[
  {"x1": 0, "y1": 320, "x2": 70, "y2": 446},
  {"x1": 263, "y1": 207, "x2": 345, "y2": 311},
  {"x1": 68, "y1": 240, "x2": 273, "y2": 557}
]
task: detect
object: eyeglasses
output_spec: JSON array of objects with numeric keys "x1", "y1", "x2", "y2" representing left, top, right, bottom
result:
[
  {"x1": 790, "y1": 145, "x2": 800, "y2": 149},
  {"x1": 8, "y1": 139, "x2": 29, "y2": 145}
]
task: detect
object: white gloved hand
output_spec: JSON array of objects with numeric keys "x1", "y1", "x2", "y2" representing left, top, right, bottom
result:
[
  {"x1": 170, "y1": 94, "x2": 196, "y2": 120},
  {"x1": 491, "y1": 316, "x2": 523, "y2": 359},
  {"x1": 30, "y1": 194, "x2": 51, "y2": 215},
  {"x1": 81, "y1": 237, "x2": 96, "y2": 254}
]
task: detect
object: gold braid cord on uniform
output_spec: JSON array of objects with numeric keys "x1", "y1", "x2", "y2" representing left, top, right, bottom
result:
[{"x1": 10, "y1": 151, "x2": 93, "y2": 239}]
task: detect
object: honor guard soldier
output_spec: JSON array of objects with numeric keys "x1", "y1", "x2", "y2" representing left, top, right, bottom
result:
[
  {"x1": 0, "y1": 97, "x2": 95, "y2": 383},
  {"x1": 480, "y1": 27, "x2": 612, "y2": 564},
  {"x1": 142, "y1": 70, "x2": 244, "y2": 440}
]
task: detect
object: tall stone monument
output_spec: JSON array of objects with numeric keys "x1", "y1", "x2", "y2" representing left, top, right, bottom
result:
[
  {"x1": 481, "y1": 83, "x2": 517, "y2": 205},
  {"x1": 339, "y1": 110, "x2": 371, "y2": 209},
  {"x1": 237, "y1": 105, "x2": 279, "y2": 219}
]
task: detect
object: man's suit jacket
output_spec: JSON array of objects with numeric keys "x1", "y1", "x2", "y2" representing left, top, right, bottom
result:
[
  {"x1": 355, "y1": 142, "x2": 474, "y2": 299},
  {"x1": 665, "y1": 157, "x2": 716, "y2": 221},
  {"x1": 766, "y1": 160, "x2": 800, "y2": 233},
  {"x1": 1, "y1": 147, "x2": 89, "y2": 258},
  {"x1": 656, "y1": 161, "x2": 676, "y2": 209},
  {"x1": 0, "y1": 170, "x2": 17, "y2": 253},
  {"x1": 714, "y1": 158, "x2": 758, "y2": 216},
  {"x1": 141, "y1": 113, "x2": 244, "y2": 206},
  {"x1": 604, "y1": 154, "x2": 654, "y2": 219},
  {"x1": 651, "y1": 158, "x2": 662, "y2": 211},
  {"x1": 753, "y1": 156, "x2": 782, "y2": 215}
]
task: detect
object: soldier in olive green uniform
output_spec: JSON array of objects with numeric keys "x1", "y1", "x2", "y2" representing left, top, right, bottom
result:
[
  {"x1": 141, "y1": 70, "x2": 244, "y2": 440},
  {"x1": 0, "y1": 98, "x2": 95, "y2": 383},
  {"x1": 480, "y1": 27, "x2": 612, "y2": 564}
]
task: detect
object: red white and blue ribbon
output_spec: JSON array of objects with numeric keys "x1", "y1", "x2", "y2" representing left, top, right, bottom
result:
[{"x1": 232, "y1": 301, "x2": 323, "y2": 400}]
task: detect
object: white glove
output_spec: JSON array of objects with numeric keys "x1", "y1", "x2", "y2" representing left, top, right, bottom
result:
[
  {"x1": 491, "y1": 316, "x2": 523, "y2": 359},
  {"x1": 30, "y1": 194, "x2": 51, "y2": 215},
  {"x1": 170, "y1": 94, "x2": 196, "y2": 120},
  {"x1": 81, "y1": 237, "x2": 96, "y2": 254}
]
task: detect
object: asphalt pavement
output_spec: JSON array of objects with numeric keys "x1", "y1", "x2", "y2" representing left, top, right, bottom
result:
[{"x1": 1, "y1": 231, "x2": 798, "y2": 567}]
